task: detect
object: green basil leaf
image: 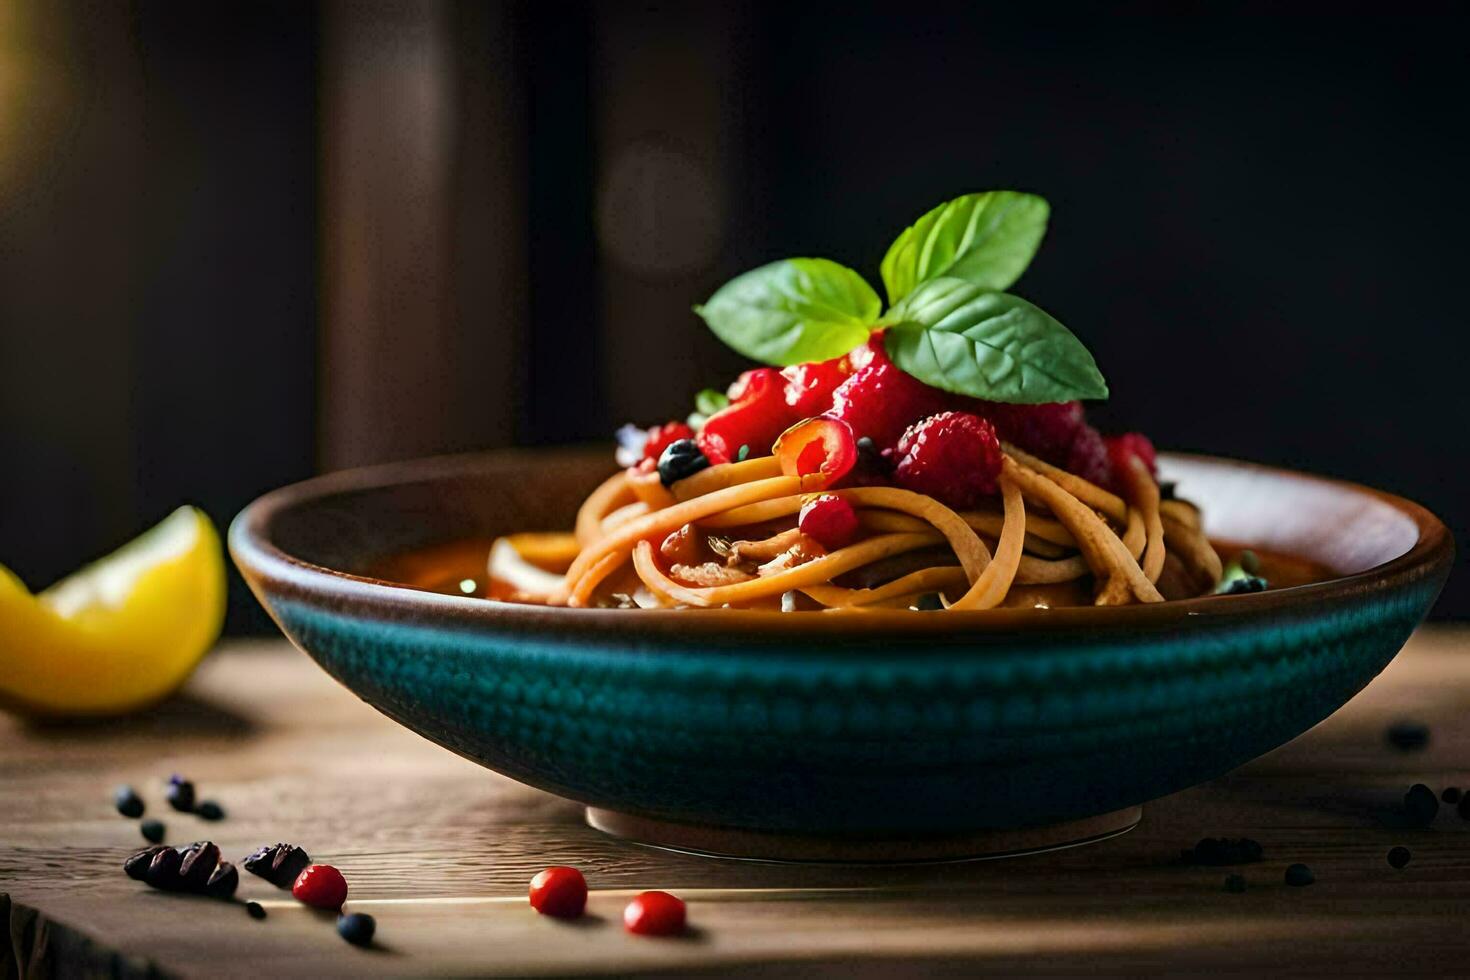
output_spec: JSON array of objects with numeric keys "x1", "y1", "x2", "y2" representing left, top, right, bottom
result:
[
  {"x1": 694, "y1": 258, "x2": 880, "y2": 366},
  {"x1": 694, "y1": 388, "x2": 729, "y2": 416},
  {"x1": 879, "y1": 191, "x2": 1050, "y2": 306},
  {"x1": 886, "y1": 278, "x2": 1107, "y2": 403}
]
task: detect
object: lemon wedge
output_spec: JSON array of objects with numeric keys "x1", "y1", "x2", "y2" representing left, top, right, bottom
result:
[{"x1": 0, "y1": 506, "x2": 226, "y2": 717}]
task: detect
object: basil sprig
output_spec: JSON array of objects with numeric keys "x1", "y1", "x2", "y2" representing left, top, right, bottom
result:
[{"x1": 693, "y1": 191, "x2": 1107, "y2": 403}]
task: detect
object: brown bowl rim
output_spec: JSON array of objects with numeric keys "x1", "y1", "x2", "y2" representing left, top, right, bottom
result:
[{"x1": 229, "y1": 448, "x2": 1454, "y2": 641}]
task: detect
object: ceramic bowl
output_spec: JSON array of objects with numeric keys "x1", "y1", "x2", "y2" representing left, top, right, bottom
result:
[{"x1": 230, "y1": 450, "x2": 1451, "y2": 859}]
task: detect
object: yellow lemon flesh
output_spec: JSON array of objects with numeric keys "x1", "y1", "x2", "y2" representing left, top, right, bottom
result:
[{"x1": 0, "y1": 506, "x2": 226, "y2": 717}]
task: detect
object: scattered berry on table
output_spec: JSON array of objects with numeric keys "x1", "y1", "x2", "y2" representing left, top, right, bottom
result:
[
  {"x1": 114, "y1": 785, "x2": 145, "y2": 818},
  {"x1": 656, "y1": 439, "x2": 712, "y2": 487},
  {"x1": 243, "y1": 843, "x2": 312, "y2": 888},
  {"x1": 623, "y1": 890, "x2": 686, "y2": 936},
  {"x1": 529, "y1": 866, "x2": 588, "y2": 919},
  {"x1": 1385, "y1": 721, "x2": 1429, "y2": 752},
  {"x1": 1063, "y1": 424, "x2": 1113, "y2": 490},
  {"x1": 890, "y1": 411, "x2": 1002, "y2": 509},
  {"x1": 827, "y1": 337, "x2": 948, "y2": 451},
  {"x1": 1403, "y1": 783, "x2": 1439, "y2": 826},
  {"x1": 1387, "y1": 846, "x2": 1412, "y2": 869},
  {"x1": 798, "y1": 494, "x2": 859, "y2": 550},
  {"x1": 1284, "y1": 863, "x2": 1314, "y2": 887},
  {"x1": 1441, "y1": 787, "x2": 1461, "y2": 804},
  {"x1": 140, "y1": 819, "x2": 165, "y2": 843},
  {"x1": 293, "y1": 864, "x2": 349, "y2": 910},
  {"x1": 195, "y1": 800, "x2": 225, "y2": 821},
  {"x1": 165, "y1": 777, "x2": 196, "y2": 812},
  {"x1": 1183, "y1": 838, "x2": 1263, "y2": 866},
  {"x1": 985, "y1": 401, "x2": 1085, "y2": 462},
  {"x1": 245, "y1": 900, "x2": 267, "y2": 920},
  {"x1": 1223, "y1": 874, "x2": 1247, "y2": 893},
  {"x1": 1221, "y1": 576, "x2": 1268, "y2": 595},
  {"x1": 337, "y1": 912, "x2": 376, "y2": 947}
]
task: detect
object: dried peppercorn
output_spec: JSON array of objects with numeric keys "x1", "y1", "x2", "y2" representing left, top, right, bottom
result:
[
  {"x1": 245, "y1": 901, "x2": 267, "y2": 920},
  {"x1": 140, "y1": 819, "x2": 165, "y2": 844},
  {"x1": 1403, "y1": 783, "x2": 1439, "y2": 826},
  {"x1": 195, "y1": 800, "x2": 225, "y2": 821},
  {"x1": 1284, "y1": 863, "x2": 1314, "y2": 886},
  {"x1": 243, "y1": 843, "x2": 311, "y2": 888},
  {"x1": 114, "y1": 786, "x2": 145, "y2": 818},
  {"x1": 165, "y1": 777, "x2": 196, "y2": 812},
  {"x1": 1387, "y1": 846, "x2": 1411, "y2": 869}
]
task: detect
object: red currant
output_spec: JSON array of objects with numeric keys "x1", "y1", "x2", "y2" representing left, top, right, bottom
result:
[
  {"x1": 799, "y1": 494, "x2": 859, "y2": 549},
  {"x1": 292, "y1": 864, "x2": 348, "y2": 910},
  {"x1": 529, "y1": 866, "x2": 587, "y2": 918},
  {"x1": 623, "y1": 890, "x2": 686, "y2": 936}
]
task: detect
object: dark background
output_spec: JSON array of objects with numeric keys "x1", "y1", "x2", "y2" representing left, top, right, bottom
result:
[{"x1": 1, "y1": 2, "x2": 1465, "y2": 630}]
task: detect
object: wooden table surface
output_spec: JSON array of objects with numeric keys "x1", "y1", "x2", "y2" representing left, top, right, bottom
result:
[{"x1": 4, "y1": 627, "x2": 1469, "y2": 978}]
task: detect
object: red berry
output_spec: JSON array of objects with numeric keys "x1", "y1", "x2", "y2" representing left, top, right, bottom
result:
[
  {"x1": 774, "y1": 417, "x2": 857, "y2": 490},
  {"x1": 799, "y1": 493, "x2": 859, "y2": 549},
  {"x1": 828, "y1": 337, "x2": 949, "y2": 451},
  {"x1": 780, "y1": 355, "x2": 850, "y2": 417},
  {"x1": 891, "y1": 411, "x2": 1003, "y2": 509},
  {"x1": 642, "y1": 421, "x2": 695, "y2": 463},
  {"x1": 986, "y1": 401, "x2": 1086, "y2": 463},
  {"x1": 623, "y1": 890, "x2": 686, "y2": 936},
  {"x1": 529, "y1": 866, "x2": 587, "y2": 919},
  {"x1": 1105, "y1": 432, "x2": 1157, "y2": 477},
  {"x1": 698, "y1": 367, "x2": 794, "y2": 464},
  {"x1": 1065, "y1": 424, "x2": 1114, "y2": 489},
  {"x1": 292, "y1": 864, "x2": 348, "y2": 910}
]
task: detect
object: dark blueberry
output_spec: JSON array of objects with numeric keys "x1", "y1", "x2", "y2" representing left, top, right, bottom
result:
[
  {"x1": 145, "y1": 846, "x2": 183, "y2": 890},
  {"x1": 1403, "y1": 783, "x2": 1439, "y2": 826},
  {"x1": 1186, "y1": 837, "x2": 1264, "y2": 866},
  {"x1": 243, "y1": 843, "x2": 312, "y2": 888},
  {"x1": 165, "y1": 780, "x2": 196, "y2": 812},
  {"x1": 205, "y1": 861, "x2": 239, "y2": 900},
  {"x1": 1387, "y1": 846, "x2": 1411, "y2": 869},
  {"x1": 196, "y1": 800, "x2": 225, "y2": 821},
  {"x1": 656, "y1": 439, "x2": 710, "y2": 486},
  {"x1": 140, "y1": 819, "x2": 165, "y2": 844},
  {"x1": 245, "y1": 900, "x2": 267, "y2": 920},
  {"x1": 178, "y1": 841, "x2": 221, "y2": 892},
  {"x1": 1221, "y1": 576, "x2": 1268, "y2": 595},
  {"x1": 1441, "y1": 787, "x2": 1461, "y2": 804},
  {"x1": 913, "y1": 593, "x2": 945, "y2": 611},
  {"x1": 1284, "y1": 863, "x2": 1314, "y2": 887},
  {"x1": 1223, "y1": 873, "x2": 1247, "y2": 893},
  {"x1": 124, "y1": 845, "x2": 169, "y2": 881},
  {"x1": 1385, "y1": 720, "x2": 1430, "y2": 752},
  {"x1": 114, "y1": 785, "x2": 145, "y2": 818},
  {"x1": 337, "y1": 912, "x2": 376, "y2": 947}
]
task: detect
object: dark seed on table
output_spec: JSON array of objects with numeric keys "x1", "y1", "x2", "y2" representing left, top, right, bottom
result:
[
  {"x1": 1185, "y1": 837, "x2": 1263, "y2": 866},
  {"x1": 165, "y1": 779, "x2": 196, "y2": 812},
  {"x1": 124, "y1": 846, "x2": 170, "y2": 881},
  {"x1": 1385, "y1": 721, "x2": 1429, "y2": 751},
  {"x1": 145, "y1": 846, "x2": 183, "y2": 889},
  {"x1": 1441, "y1": 787, "x2": 1461, "y2": 804},
  {"x1": 337, "y1": 912, "x2": 376, "y2": 946},
  {"x1": 178, "y1": 841, "x2": 221, "y2": 891},
  {"x1": 1388, "y1": 846, "x2": 1411, "y2": 869},
  {"x1": 1285, "y1": 863, "x2": 1314, "y2": 887},
  {"x1": 1403, "y1": 783, "x2": 1439, "y2": 826},
  {"x1": 205, "y1": 861, "x2": 239, "y2": 900},
  {"x1": 243, "y1": 843, "x2": 311, "y2": 888},
  {"x1": 245, "y1": 901, "x2": 266, "y2": 920},
  {"x1": 114, "y1": 786, "x2": 145, "y2": 818},
  {"x1": 195, "y1": 800, "x2": 225, "y2": 821},
  {"x1": 1223, "y1": 874, "x2": 1247, "y2": 893},
  {"x1": 140, "y1": 819, "x2": 165, "y2": 843}
]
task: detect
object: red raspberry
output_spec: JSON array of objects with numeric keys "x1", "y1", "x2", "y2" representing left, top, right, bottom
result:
[
  {"x1": 828, "y1": 337, "x2": 949, "y2": 450},
  {"x1": 1065, "y1": 424, "x2": 1114, "y2": 489},
  {"x1": 985, "y1": 401, "x2": 1086, "y2": 463},
  {"x1": 529, "y1": 866, "x2": 587, "y2": 918},
  {"x1": 292, "y1": 864, "x2": 348, "y2": 910},
  {"x1": 798, "y1": 493, "x2": 859, "y2": 549},
  {"x1": 642, "y1": 421, "x2": 695, "y2": 463},
  {"x1": 1105, "y1": 432, "x2": 1157, "y2": 477},
  {"x1": 780, "y1": 355, "x2": 850, "y2": 418},
  {"x1": 698, "y1": 367, "x2": 794, "y2": 464},
  {"x1": 623, "y1": 890, "x2": 686, "y2": 936},
  {"x1": 890, "y1": 411, "x2": 1002, "y2": 509}
]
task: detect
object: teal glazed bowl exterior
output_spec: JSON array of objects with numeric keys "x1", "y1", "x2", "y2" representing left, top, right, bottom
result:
[{"x1": 230, "y1": 450, "x2": 1452, "y2": 846}]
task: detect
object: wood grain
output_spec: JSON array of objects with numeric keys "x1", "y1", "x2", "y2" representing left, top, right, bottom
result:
[{"x1": 4, "y1": 628, "x2": 1469, "y2": 977}]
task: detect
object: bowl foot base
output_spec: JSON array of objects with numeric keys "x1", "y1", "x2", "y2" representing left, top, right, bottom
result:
[{"x1": 585, "y1": 805, "x2": 1142, "y2": 864}]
